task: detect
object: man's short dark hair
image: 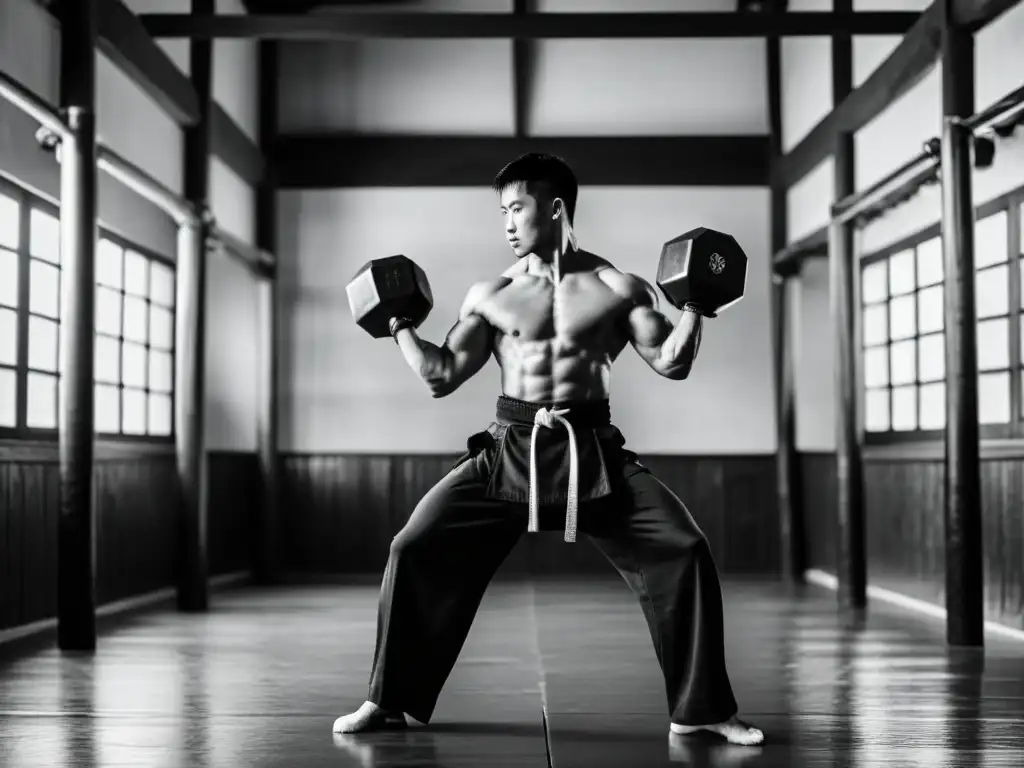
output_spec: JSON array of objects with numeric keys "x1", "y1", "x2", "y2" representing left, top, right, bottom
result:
[{"x1": 492, "y1": 153, "x2": 578, "y2": 224}]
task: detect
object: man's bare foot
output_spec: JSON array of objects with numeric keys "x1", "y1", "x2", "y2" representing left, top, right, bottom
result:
[
  {"x1": 332, "y1": 701, "x2": 407, "y2": 733},
  {"x1": 670, "y1": 715, "x2": 764, "y2": 746}
]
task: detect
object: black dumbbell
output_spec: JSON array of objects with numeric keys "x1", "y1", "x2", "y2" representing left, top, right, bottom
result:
[
  {"x1": 656, "y1": 227, "x2": 747, "y2": 316},
  {"x1": 346, "y1": 254, "x2": 433, "y2": 338}
]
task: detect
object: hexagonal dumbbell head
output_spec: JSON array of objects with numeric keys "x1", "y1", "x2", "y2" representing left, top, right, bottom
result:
[
  {"x1": 656, "y1": 227, "x2": 747, "y2": 314},
  {"x1": 346, "y1": 254, "x2": 433, "y2": 338}
]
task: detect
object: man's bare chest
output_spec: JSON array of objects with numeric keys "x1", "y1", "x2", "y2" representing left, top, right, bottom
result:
[{"x1": 476, "y1": 275, "x2": 631, "y2": 341}]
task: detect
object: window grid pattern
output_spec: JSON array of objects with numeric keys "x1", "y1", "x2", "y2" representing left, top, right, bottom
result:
[
  {"x1": 974, "y1": 210, "x2": 1013, "y2": 427},
  {"x1": 93, "y1": 240, "x2": 176, "y2": 437},
  {"x1": 0, "y1": 189, "x2": 20, "y2": 428},
  {"x1": 860, "y1": 194, "x2": 1024, "y2": 442},
  {"x1": 26, "y1": 208, "x2": 63, "y2": 430},
  {"x1": 1018, "y1": 202, "x2": 1024, "y2": 421},
  {"x1": 860, "y1": 237, "x2": 947, "y2": 434},
  {"x1": 0, "y1": 180, "x2": 176, "y2": 441}
]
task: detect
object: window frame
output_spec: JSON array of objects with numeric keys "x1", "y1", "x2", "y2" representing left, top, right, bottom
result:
[
  {"x1": 858, "y1": 182, "x2": 1024, "y2": 447},
  {"x1": 0, "y1": 174, "x2": 177, "y2": 445}
]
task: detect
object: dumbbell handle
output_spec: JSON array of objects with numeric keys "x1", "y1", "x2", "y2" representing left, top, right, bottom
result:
[
  {"x1": 682, "y1": 302, "x2": 717, "y2": 319},
  {"x1": 388, "y1": 316, "x2": 415, "y2": 342}
]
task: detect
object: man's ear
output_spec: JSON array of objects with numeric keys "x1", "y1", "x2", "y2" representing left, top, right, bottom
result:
[
  {"x1": 552, "y1": 196, "x2": 578, "y2": 252},
  {"x1": 551, "y1": 197, "x2": 565, "y2": 221}
]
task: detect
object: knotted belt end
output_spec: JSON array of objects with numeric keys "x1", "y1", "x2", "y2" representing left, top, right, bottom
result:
[{"x1": 528, "y1": 406, "x2": 579, "y2": 544}]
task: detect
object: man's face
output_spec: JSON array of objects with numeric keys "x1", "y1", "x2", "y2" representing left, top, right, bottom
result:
[{"x1": 499, "y1": 182, "x2": 555, "y2": 259}]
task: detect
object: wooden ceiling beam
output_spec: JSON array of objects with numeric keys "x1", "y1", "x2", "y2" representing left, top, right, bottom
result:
[{"x1": 141, "y1": 11, "x2": 922, "y2": 40}]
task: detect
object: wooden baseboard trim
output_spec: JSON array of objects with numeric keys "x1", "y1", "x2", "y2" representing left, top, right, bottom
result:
[
  {"x1": 0, "y1": 570, "x2": 251, "y2": 648},
  {"x1": 800, "y1": 440, "x2": 1024, "y2": 462},
  {"x1": 804, "y1": 568, "x2": 1024, "y2": 642}
]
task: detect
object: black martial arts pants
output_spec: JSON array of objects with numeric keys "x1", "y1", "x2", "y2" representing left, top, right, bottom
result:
[{"x1": 366, "y1": 402, "x2": 739, "y2": 727}]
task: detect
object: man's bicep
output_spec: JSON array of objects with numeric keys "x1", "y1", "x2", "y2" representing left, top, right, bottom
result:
[
  {"x1": 627, "y1": 304, "x2": 672, "y2": 355},
  {"x1": 444, "y1": 311, "x2": 493, "y2": 380},
  {"x1": 628, "y1": 306, "x2": 694, "y2": 379}
]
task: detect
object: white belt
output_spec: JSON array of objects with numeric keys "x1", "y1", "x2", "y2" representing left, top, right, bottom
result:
[{"x1": 528, "y1": 406, "x2": 579, "y2": 543}]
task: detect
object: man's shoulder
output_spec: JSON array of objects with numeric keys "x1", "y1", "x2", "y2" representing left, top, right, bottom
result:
[{"x1": 593, "y1": 262, "x2": 658, "y2": 308}]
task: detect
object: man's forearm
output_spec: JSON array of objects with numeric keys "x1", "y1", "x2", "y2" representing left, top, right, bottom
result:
[
  {"x1": 393, "y1": 327, "x2": 452, "y2": 383},
  {"x1": 393, "y1": 327, "x2": 456, "y2": 396},
  {"x1": 657, "y1": 308, "x2": 703, "y2": 377},
  {"x1": 389, "y1": 310, "x2": 492, "y2": 397}
]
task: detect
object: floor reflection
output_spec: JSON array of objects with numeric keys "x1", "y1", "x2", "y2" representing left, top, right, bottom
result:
[{"x1": 0, "y1": 579, "x2": 1022, "y2": 768}]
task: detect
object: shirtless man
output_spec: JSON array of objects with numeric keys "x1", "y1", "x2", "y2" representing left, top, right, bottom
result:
[{"x1": 332, "y1": 153, "x2": 764, "y2": 747}]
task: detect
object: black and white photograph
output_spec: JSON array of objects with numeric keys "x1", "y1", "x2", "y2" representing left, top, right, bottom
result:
[{"x1": 1, "y1": 0, "x2": 1023, "y2": 766}]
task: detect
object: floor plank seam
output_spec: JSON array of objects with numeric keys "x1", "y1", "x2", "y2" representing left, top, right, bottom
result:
[
  {"x1": 527, "y1": 580, "x2": 555, "y2": 768},
  {"x1": 542, "y1": 705, "x2": 554, "y2": 768}
]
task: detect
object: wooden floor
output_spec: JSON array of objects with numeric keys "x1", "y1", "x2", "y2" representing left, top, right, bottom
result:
[{"x1": 1, "y1": 577, "x2": 1023, "y2": 767}]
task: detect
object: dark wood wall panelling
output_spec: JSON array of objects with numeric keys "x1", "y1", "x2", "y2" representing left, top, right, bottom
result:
[
  {"x1": 800, "y1": 452, "x2": 838, "y2": 573},
  {"x1": 799, "y1": 451, "x2": 1024, "y2": 631},
  {"x1": 863, "y1": 460, "x2": 946, "y2": 609},
  {"x1": 94, "y1": 455, "x2": 178, "y2": 606},
  {"x1": 0, "y1": 448, "x2": 258, "y2": 633},
  {"x1": 207, "y1": 451, "x2": 262, "y2": 577},
  {"x1": 983, "y1": 458, "x2": 1024, "y2": 629},
  {"x1": 1, "y1": 447, "x2": 791, "y2": 634},
  {"x1": 279, "y1": 453, "x2": 781, "y2": 579}
]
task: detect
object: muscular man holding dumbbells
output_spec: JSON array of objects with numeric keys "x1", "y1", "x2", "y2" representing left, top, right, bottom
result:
[{"x1": 334, "y1": 153, "x2": 763, "y2": 747}]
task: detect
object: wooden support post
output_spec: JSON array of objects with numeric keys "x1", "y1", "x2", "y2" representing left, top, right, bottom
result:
[
  {"x1": 767, "y1": 24, "x2": 805, "y2": 581},
  {"x1": 830, "y1": 130, "x2": 866, "y2": 610},
  {"x1": 254, "y1": 272, "x2": 278, "y2": 583},
  {"x1": 57, "y1": 0, "x2": 100, "y2": 652},
  {"x1": 940, "y1": 0, "x2": 984, "y2": 647},
  {"x1": 177, "y1": 0, "x2": 214, "y2": 612},
  {"x1": 175, "y1": 219, "x2": 208, "y2": 611},
  {"x1": 254, "y1": 40, "x2": 280, "y2": 585},
  {"x1": 513, "y1": 0, "x2": 534, "y2": 139},
  {"x1": 832, "y1": 0, "x2": 853, "y2": 103},
  {"x1": 772, "y1": 254, "x2": 805, "y2": 582},
  {"x1": 830, "y1": 1, "x2": 865, "y2": 609}
]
